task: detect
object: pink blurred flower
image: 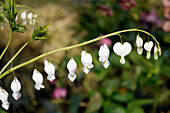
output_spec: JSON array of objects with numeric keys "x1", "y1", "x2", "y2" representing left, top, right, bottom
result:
[
  {"x1": 52, "y1": 87, "x2": 67, "y2": 99},
  {"x1": 99, "y1": 37, "x2": 112, "y2": 46},
  {"x1": 162, "y1": 21, "x2": 170, "y2": 32},
  {"x1": 163, "y1": 7, "x2": 170, "y2": 19},
  {"x1": 118, "y1": 0, "x2": 136, "y2": 11},
  {"x1": 140, "y1": 10, "x2": 163, "y2": 27},
  {"x1": 97, "y1": 5, "x2": 113, "y2": 17},
  {"x1": 163, "y1": 0, "x2": 170, "y2": 7}
]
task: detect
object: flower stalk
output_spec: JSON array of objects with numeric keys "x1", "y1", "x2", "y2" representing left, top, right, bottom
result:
[
  {"x1": 0, "y1": 30, "x2": 13, "y2": 60},
  {"x1": 0, "y1": 28, "x2": 160, "y2": 79}
]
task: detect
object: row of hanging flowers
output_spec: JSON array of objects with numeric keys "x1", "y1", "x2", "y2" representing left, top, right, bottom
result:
[{"x1": 0, "y1": 34, "x2": 161, "y2": 110}]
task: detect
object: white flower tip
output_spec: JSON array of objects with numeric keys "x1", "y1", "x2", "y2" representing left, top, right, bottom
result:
[
  {"x1": 68, "y1": 73, "x2": 76, "y2": 82},
  {"x1": 102, "y1": 60, "x2": 110, "y2": 69},
  {"x1": 47, "y1": 75, "x2": 56, "y2": 81},
  {"x1": 146, "y1": 52, "x2": 151, "y2": 59},
  {"x1": 137, "y1": 47, "x2": 143, "y2": 55},
  {"x1": 35, "y1": 84, "x2": 45, "y2": 90},
  {"x1": 120, "y1": 56, "x2": 125, "y2": 64},
  {"x1": 2, "y1": 101, "x2": 10, "y2": 110},
  {"x1": 83, "y1": 67, "x2": 90, "y2": 74},
  {"x1": 154, "y1": 53, "x2": 158, "y2": 60},
  {"x1": 12, "y1": 93, "x2": 21, "y2": 100}
]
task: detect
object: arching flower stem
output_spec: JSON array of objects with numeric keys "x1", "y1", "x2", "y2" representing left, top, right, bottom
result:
[{"x1": 0, "y1": 28, "x2": 159, "y2": 79}]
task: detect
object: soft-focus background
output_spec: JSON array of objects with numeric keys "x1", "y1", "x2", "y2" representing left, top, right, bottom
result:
[{"x1": 0, "y1": 0, "x2": 170, "y2": 113}]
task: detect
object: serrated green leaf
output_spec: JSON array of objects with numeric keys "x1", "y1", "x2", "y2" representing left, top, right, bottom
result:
[
  {"x1": 13, "y1": 24, "x2": 27, "y2": 33},
  {"x1": 32, "y1": 24, "x2": 49, "y2": 40}
]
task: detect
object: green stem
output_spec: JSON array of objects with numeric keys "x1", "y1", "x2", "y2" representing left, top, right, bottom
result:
[
  {"x1": 117, "y1": 33, "x2": 123, "y2": 44},
  {"x1": 0, "y1": 30, "x2": 13, "y2": 60},
  {"x1": 0, "y1": 28, "x2": 159, "y2": 79},
  {"x1": 16, "y1": 5, "x2": 35, "y2": 13},
  {"x1": 152, "y1": 88, "x2": 159, "y2": 113},
  {"x1": 0, "y1": 42, "x2": 30, "y2": 75}
]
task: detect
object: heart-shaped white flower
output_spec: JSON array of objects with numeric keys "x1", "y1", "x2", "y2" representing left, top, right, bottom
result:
[
  {"x1": 113, "y1": 42, "x2": 132, "y2": 64},
  {"x1": 44, "y1": 60, "x2": 56, "y2": 81},
  {"x1": 144, "y1": 41, "x2": 153, "y2": 59},
  {"x1": 21, "y1": 11, "x2": 27, "y2": 24},
  {"x1": 32, "y1": 69, "x2": 45, "y2": 90},
  {"x1": 81, "y1": 51, "x2": 94, "y2": 74},
  {"x1": 136, "y1": 35, "x2": 143, "y2": 55},
  {"x1": 98, "y1": 43, "x2": 110, "y2": 69},
  {"x1": 67, "y1": 58, "x2": 77, "y2": 82},
  {"x1": 11, "y1": 77, "x2": 21, "y2": 100},
  {"x1": 0, "y1": 88, "x2": 10, "y2": 110}
]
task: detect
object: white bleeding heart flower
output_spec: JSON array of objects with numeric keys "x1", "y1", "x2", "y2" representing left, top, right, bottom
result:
[
  {"x1": 0, "y1": 88, "x2": 10, "y2": 110},
  {"x1": 11, "y1": 77, "x2": 21, "y2": 100},
  {"x1": 81, "y1": 51, "x2": 94, "y2": 74},
  {"x1": 27, "y1": 12, "x2": 33, "y2": 25},
  {"x1": 136, "y1": 35, "x2": 143, "y2": 55},
  {"x1": 144, "y1": 41, "x2": 153, "y2": 59},
  {"x1": 44, "y1": 60, "x2": 56, "y2": 81},
  {"x1": 113, "y1": 42, "x2": 132, "y2": 64},
  {"x1": 98, "y1": 43, "x2": 110, "y2": 69},
  {"x1": 67, "y1": 58, "x2": 77, "y2": 82},
  {"x1": 21, "y1": 11, "x2": 27, "y2": 24},
  {"x1": 32, "y1": 69, "x2": 45, "y2": 90},
  {"x1": 154, "y1": 46, "x2": 158, "y2": 60}
]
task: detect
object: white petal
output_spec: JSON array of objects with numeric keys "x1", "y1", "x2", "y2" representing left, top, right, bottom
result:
[
  {"x1": 11, "y1": 77, "x2": 21, "y2": 93},
  {"x1": 154, "y1": 53, "x2": 158, "y2": 60},
  {"x1": 81, "y1": 51, "x2": 93, "y2": 67},
  {"x1": 68, "y1": 73, "x2": 77, "y2": 82},
  {"x1": 32, "y1": 69, "x2": 44, "y2": 90},
  {"x1": 113, "y1": 42, "x2": 132, "y2": 56},
  {"x1": 83, "y1": 66, "x2": 90, "y2": 74},
  {"x1": 102, "y1": 60, "x2": 110, "y2": 69},
  {"x1": 137, "y1": 47, "x2": 143, "y2": 55},
  {"x1": 21, "y1": 11, "x2": 27, "y2": 20},
  {"x1": 11, "y1": 77, "x2": 21, "y2": 100},
  {"x1": 67, "y1": 58, "x2": 77, "y2": 73},
  {"x1": 146, "y1": 52, "x2": 151, "y2": 59},
  {"x1": 44, "y1": 60, "x2": 55, "y2": 75},
  {"x1": 0, "y1": 88, "x2": 9, "y2": 103},
  {"x1": 47, "y1": 75, "x2": 55, "y2": 81},
  {"x1": 12, "y1": 92, "x2": 21, "y2": 100},
  {"x1": 144, "y1": 41, "x2": 153, "y2": 52},
  {"x1": 136, "y1": 35, "x2": 143, "y2": 47},
  {"x1": 2, "y1": 101, "x2": 9, "y2": 110},
  {"x1": 120, "y1": 56, "x2": 125, "y2": 64},
  {"x1": 99, "y1": 44, "x2": 110, "y2": 62},
  {"x1": 27, "y1": 12, "x2": 33, "y2": 20}
]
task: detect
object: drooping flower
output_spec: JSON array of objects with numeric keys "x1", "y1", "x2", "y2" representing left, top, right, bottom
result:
[
  {"x1": 144, "y1": 41, "x2": 153, "y2": 59},
  {"x1": 11, "y1": 77, "x2": 21, "y2": 100},
  {"x1": 113, "y1": 42, "x2": 132, "y2": 64},
  {"x1": 27, "y1": 12, "x2": 33, "y2": 25},
  {"x1": 154, "y1": 46, "x2": 158, "y2": 60},
  {"x1": 81, "y1": 51, "x2": 94, "y2": 74},
  {"x1": 21, "y1": 11, "x2": 27, "y2": 24},
  {"x1": 158, "y1": 46, "x2": 161, "y2": 56},
  {"x1": 32, "y1": 14, "x2": 38, "y2": 26},
  {"x1": 136, "y1": 34, "x2": 143, "y2": 55},
  {"x1": 52, "y1": 87, "x2": 67, "y2": 100},
  {"x1": 0, "y1": 88, "x2": 10, "y2": 110},
  {"x1": 67, "y1": 58, "x2": 77, "y2": 82},
  {"x1": 44, "y1": 60, "x2": 56, "y2": 81},
  {"x1": 99, "y1": 43, "x2": 110, "y2": 68},
  {"x1": 32, "y1": 69, "x2": 45, "y2": 90}
]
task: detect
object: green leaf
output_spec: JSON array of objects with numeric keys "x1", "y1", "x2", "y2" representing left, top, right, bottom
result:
[
  {"x1": 13, "y1": 24, "x2": 27, "y2": 33},
  {"x1": 101, "y1": 79, "x2": 120, "y2": 96},
  {"x1": 69, "y1": 93, "x2": 82, "y2": 113},
  {"x1": 112, "y1": 91, "x2": 134, "y2": 103},
  {"x1": 103, "y1": 102, "x2": 126, "y2": 113},
  {"x1": 85, "y1": 92, "x2": 102, "y2": 113},
  {"x1": 126, "y1": 106, "x2": 145, "y2": 113},
  {"x1": 32, "y1": 24, "x2": 50, "y2": 40}
]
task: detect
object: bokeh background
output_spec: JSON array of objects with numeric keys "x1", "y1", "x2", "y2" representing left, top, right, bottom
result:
[{"x1": 0, "y1": 0, "x2": 170, "y2": 113}]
